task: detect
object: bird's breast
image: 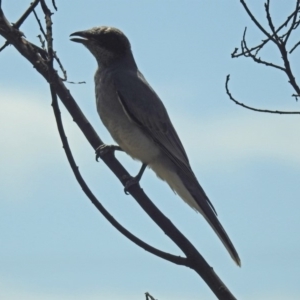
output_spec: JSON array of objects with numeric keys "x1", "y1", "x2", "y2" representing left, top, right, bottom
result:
[{"x1": 95, "y1": 73, "x2": 161, "y2": 164}]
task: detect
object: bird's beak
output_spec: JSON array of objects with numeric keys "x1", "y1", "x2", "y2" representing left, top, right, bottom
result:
[{"x1": 70, "y1": 30, "x2": 90, "y2": 44}]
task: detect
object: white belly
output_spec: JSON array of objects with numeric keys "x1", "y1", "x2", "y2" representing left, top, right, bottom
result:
[
  {"x1": 107, "y1": 116, "x2": 161, "y2": 164},
  {"x1": 96, "y1": 96, "x2": 159, "y2": 165}
]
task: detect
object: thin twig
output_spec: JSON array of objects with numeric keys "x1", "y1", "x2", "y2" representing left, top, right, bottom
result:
[
  {"x1": 225, "y1": 75, "x2": 300, "y2": 114},
  {"x1": 290, "y1": 40, "x2": 300, "y2": 53},
  {"x1": 278, "y1": 42, "x2": 300, "y2": 97},
  {"x1": 230, "y1": 1, "x2": 300, "y2": 109},
  {"x1": 241, "y1": 28, "x2": 285, "y2": 71},
  {"x1": 264, "y1": 0, "x2": 280, "y2": 46},
  {"x1": 53, "y1": 51, "x2": 67, "y2": 80},
  {"x1": 52, "y1": 0, "x2": 57, "y2": 11},
  {"x1": 66, "y1": 80, "x2": 86, "y2": 84},
  {"x1": 145, "y1": 292, "x2": 157, "y2": 300},
  {"x1": 232, "y1": 5, "x2": 298, "y2": 58},
  {"x1": 0, "y1": 0, "x2": 40, "y2": 51},
  {"x1": 284, "y1": 0, "x2": 300, "y2": 44},
  {"x1": 240, "y1": 0, "x2": 275, "y2": 43},
  {"x1": 33, "y1": 9, "x2": 47, "y2": 39},
  {"x1": 36, "y1": 2, "x2": 67, "y2": 80},
  {"x1": 37, "y1": 34, "x2": 45, "y2": 49},
  {"x1": 292, "y1": 94, "x2": 300, "y2": 101}
]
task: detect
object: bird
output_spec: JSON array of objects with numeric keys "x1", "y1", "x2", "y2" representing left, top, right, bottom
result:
[{"x1": 70, "y1": 26, "x2": 241, "y2": 266}]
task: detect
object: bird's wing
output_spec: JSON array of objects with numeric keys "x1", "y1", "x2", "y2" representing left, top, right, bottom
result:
[
  {"x1": 114, "y1": 70, "x2": 241, "y2": 266},
  {"x1": 114, "y1": 69, "x2": 217, "y2": 214},
  {"x1": 116, "y1": 71, "x2": 189, "y2": 164}
]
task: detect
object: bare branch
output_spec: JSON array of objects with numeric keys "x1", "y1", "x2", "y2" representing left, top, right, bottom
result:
[
  {"x1": 241, "y1": 27, "x2": 285, "y2": 71},
  {"x1": 0, "y1": 6, "x2": 237, "y2": 299},
  {"x1": 13, "y1": 0, "x2": 41, "y2": 28},
  {"x1": 50, "y1": 58, "x2": 186, "y2": 267},
  {"x1": 278, "y1": 44, "x2": 300, "y2": 97},
  {"x1": 232, "y1": 4, "x2": 299, "y2": 58},
  {"x1": 230, "y1": 1, "x2": 300, "y2": 111},
  {"x1": 292, "y1": 93, "x2": 300, "y2": 101},
  {"x1": 145, "y1": 292, "x2": 157, "y2": 300},
  {"x1": 66, "y1": 80, "x2": 86, "y2": 84},
  {"x1": 284, "y1": 0, "x2": 300, "y2": 44},
  {"x1": 225, "y1": 75, "x2": 300, "y2": 114},
  {"x1": 52, "y1": 0, "x2": 57, "y2": 11},
  {"x1": 33, "y1": 8, "x2": 47, "y2": 39},
  {"x1": 289, "y1": 40, "x2": 300, "y2": 53},
  {"x1": 40, "y1": 0, "x2": 187, "y2": 267},
  {"x1": 37, "y1": 34, "x2": 45, "y2": 49},
  {"x1": 240, "y1": 0, "x2": 275, "y2": 43},
  {"x1": 35, "y1": 3, "x2": 67, "y2": 80},
  {"x1": 53, "y1": 51, "x2": 67, "y2": 80},
  {"x1": 264, "y1": 0, "x2": 281, "y2": 46},
  {"x1": 0, "y1": 0, "x2": 40, "y2": 51}
]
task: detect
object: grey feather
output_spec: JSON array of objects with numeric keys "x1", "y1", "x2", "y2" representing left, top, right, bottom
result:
[{"x1": 70, "y1": 26, "x2": 241, "y2": 266}]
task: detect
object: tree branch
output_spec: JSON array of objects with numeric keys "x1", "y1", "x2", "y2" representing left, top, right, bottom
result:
[
  {"x1": 0, "y1": 5, "x2": 237, "y2": 300},
  {"x1": 40, "y1": 0, "x2": 186, "y2": 267},
  {"x1": 290, "y1": 39, "x2": 300, "y2": 53},
  {"x1": 225, "y1": 75, "x2": 300, "y2": 114},
  {"x1": 232, "y1": 2, "x2": 299, "y2": 58},
  {"x1": 240, "y1": 0, "x2": 276, "y2": 43},
  {"x1": 284, "y1": 0, "x2": 300, "y2": 44},
  {"x1": 51, "y1": 61, "x2": 186, "y2": 266},
  {"x1": 264, "y1": 0, "x2": 281, "y2": 46},
  {"x1": 240, "y1": 27, "x2": 285, "y2": 71},
  {"x1": 229, "y1": 1, "x2": 300, "y2": 111},
  {"x1": 0, "y1": 0, "x2": 40, "y2": 51}
]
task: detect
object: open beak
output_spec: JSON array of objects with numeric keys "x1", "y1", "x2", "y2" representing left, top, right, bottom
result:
[{"x1": 70, "y1": 30, "x2": 90, "y2": 44}]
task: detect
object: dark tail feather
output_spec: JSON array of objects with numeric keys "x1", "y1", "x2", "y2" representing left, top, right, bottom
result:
[
  {"x1": 199, "y1": 200, "x2": 241, "y2": 266},
  {"x1": 186, "y1": 176, "x2": 241, "y2": 266},
  {"x1": 159, "y1": 156, "x2": 241, "y2": 265}
]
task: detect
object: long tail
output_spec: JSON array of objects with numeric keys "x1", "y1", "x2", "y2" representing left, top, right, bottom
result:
[{"x1": 151, "y1": 161, "x2": 241, "y2": 266}]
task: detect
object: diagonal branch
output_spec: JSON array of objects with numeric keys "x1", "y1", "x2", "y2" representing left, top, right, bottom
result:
[
  {"x1": 33, "y1": 5, "x2": 67, "y2": 80},
  {"x1": 290, "y1": 40, "x2": 300, "y2": 53},
  {"x1": 50, "y1": 66, "x2": 186, "y2": 266},
  {"x1": 12, "y1": 0, "x2": 41, "y2": 28},
  {"x1": 264, "y1": 0, "x2": 281, "y2": 46},
  {"x1": 0, "y1": 6, "x2": 237, "y2": 300},
  {"x1": 51, "y1": 0, "x2": 57, "y2": 11},
  {"x1": 284, "y1": 0, "x2": 300, "y2": 44},
  {"x1": 240, "y1": 0, "x2": 275, "y2": 43},
  {"x1": 40, "y1": 0, "x2": 186, "y2": 267},
  {"x1": 0, "y1": 0, "x2": 40, "y2": 51}
]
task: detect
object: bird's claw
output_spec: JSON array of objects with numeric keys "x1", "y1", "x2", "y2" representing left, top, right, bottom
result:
[
  {"x1": 123, "y1": 175, "x2": 140, "y2": 195},
  {"x1": 123, "y1": 163, "x2": 147, "y2": 194},
  {"x1": 95, "y1": 144, "x2": 122, "y2": 161}
]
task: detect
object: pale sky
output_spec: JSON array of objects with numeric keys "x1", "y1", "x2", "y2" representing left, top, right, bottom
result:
[{"x1": 1, "y1": 1, "x2": 300, "y2": 299}]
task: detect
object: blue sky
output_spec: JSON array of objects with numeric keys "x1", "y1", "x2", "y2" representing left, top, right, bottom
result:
[{"x1": 1, "y1": 1, "x2": 300, "y2": 299}]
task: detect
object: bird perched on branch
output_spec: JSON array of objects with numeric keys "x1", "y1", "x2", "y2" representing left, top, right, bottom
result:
[{"x1": 70, "y1": 26, "x2": 240, "y2": 266}]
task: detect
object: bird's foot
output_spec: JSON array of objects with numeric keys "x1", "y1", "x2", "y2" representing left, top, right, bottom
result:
[
  {"x1": 123, "y1": 163, "x2": 147, "y2": 195},
  {"x1": 95, "y1": 144, "x2": 122, "y2": 161},
  {"x1": 123, "y1": 175, "x2": 141, "y2": 195}
]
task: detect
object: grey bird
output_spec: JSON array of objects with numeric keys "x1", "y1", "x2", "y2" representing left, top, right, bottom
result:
[{"x1": 70, "y1": 26, "x2": 241, "y2": 266}]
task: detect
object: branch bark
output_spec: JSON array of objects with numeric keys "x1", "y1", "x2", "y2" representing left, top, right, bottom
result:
[
  {"x1": 0, "y1": 3, "x2": 237, "y2": 299},
  {"x1": 227, "y1": 0, "x2": 300, "y2": 113}
]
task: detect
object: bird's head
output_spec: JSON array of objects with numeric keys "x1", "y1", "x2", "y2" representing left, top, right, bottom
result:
[{"x1": 70, "y1": 26, "x2": 133, "y2": 67}]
